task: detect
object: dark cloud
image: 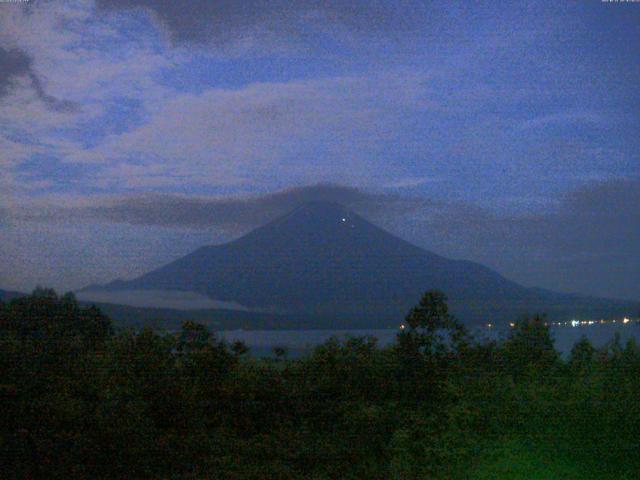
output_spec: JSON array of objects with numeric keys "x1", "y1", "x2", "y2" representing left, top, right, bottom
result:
[
  {"x1": 17, "y1": 184, "x2": 431, "y2": 234},
  {"x1": 496, "y1": 178, "x2": 640, "y2": 260},
  {"x1": 515, "y1": 179, "x2": 640, "y2": 300},
  {"x1": 0, "y1": 47, "x2": 79, "y2": 112},
  {"x1": 95, "y1": 0, "x2": 429, "y2": 46},
  {"x1": 75, "y1": 184, "x2": 427, "y2": 230},
  {"x1": 28, "y1": 72, "x2": 80, "y2": 113},
  {"x1": 24, "y1": 180, "x2": 640, "y2": 255},
  {"x1": 0, "y1": 47, "x2": 31, "y2": 97},
  {"x1": 399, "y1": 178, "x2": 640, "y2": 301}
]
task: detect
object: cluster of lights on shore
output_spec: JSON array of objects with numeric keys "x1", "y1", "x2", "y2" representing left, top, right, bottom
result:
[
  {"x1": 484, "y1": 317, "x2": 635, "y2": 329},
  {"x1": 398, "y1": 317, "x2": 636, "y2": 331}
]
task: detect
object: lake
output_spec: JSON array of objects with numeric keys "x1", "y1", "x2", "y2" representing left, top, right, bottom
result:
[{"x1": 219, "y1": 323, "x2": 640, "y2": 358}]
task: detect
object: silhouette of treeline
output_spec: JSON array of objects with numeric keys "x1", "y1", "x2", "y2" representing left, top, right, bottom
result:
[{"x1": 1, "y1": 289, "x2": 639, "y2": 479}]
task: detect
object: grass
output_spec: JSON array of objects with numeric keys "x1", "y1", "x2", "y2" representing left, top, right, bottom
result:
[{"x1": 468, "y1": 437, "x2": 631, "y2": 480}]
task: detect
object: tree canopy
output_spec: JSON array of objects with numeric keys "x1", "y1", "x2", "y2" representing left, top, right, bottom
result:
[{"x1": 1, "y1": 289, "x2": 638, "y2": 479}]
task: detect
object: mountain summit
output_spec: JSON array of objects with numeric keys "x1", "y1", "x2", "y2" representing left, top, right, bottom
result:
[{"x1": 84, "y1": 202, "x2": 637, "y2": 326}]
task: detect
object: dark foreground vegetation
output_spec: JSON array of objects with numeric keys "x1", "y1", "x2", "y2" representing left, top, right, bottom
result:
[{"x1": 2, "y1": 289, "x2": 639, "y2": 479}]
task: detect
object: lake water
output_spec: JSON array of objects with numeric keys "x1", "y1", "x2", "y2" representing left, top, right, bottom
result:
[{"x1": 219, "y1": 323, "x2": 640, "y2": 358}]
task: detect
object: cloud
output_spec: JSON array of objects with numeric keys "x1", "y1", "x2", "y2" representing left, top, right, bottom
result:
[
  {"x1": 17, "y1": 184, "x2": 428, "y2": 231},
  {"x1": 514, "y1": 178, "x2": 640, "y2": 300},
  {"x1": 0, "y1": 46, "x2": 79, "y2": 112},
  {"x1": 68, "y1": 72, "x2": 431, "y2": 189},
  {"x1": 95, "y1": 0, "x2": 429, "y2": 49},
  {"x1": 0, "y1": 206, "x2": 8, "y2": 224},
  {"x1": 0, "y1": 47, "x2": 31, "y2": 97},
  {"x1": 515, "y1": 178, "x2": 640, "y2": 257},
  {"x1": 27, "y1": 70, "x2": 81, "y2": 113},
  {"x1": 398, "y1": 177, "x2": 640, "y2": 300},
  {"x1": 393, "y1": 178, "x2": 640, "y2": 263},
  {"x1": 0, "y1": 3, "x2": 435, "y2": 196},
  {"x1": 386, "y1": 177, "x2": 437, "y2": 189},
  {"x1": 519, "y1": 112, "x2": 603, "y2": 131},
  {"x1": 0, "y1": 0, "x2": 175, "y2": 196},
  {"x1": 15, "y1": 179, "x2": 639, "y2": 257}
]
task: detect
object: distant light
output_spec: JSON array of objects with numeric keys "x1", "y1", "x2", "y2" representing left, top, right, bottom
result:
[
  {"x1": 400, "y1": 324, "x2": 406, "y2": 330},
  {"x1": 341, "y1": 218, "x2": 347, "y2": 222},
  {"x1": 571, "y1": 320, "x2": 580, "y2": 327},
  {"x1": 509, "y1": 322, "x2": 515, "y2": 328},
  {"x1": 623, "y1": 317, "x2": 630, "y2": 324}
]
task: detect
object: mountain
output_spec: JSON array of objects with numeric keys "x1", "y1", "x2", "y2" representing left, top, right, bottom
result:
[{"x1": 82, "y1": 202, "x2": 639, "y2": 327}]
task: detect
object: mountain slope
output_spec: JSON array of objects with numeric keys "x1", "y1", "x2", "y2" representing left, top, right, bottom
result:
[{"x1": 86, "y1": 202, "x2": 638, "y2": 325}]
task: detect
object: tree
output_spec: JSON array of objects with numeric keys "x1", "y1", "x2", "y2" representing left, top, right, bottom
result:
[
  {"x1": 231, "y1": 340, "x2": 249, "y2": 356},
  {"x1": 502, "y1": 314, "x2": 558, "y2": 380},
  {"x1": 569, "y1": 336, "x2": 595, "y2": 371},
  {"x1": 0, "y1": 288, "x2": 112, "y2": 346},
  {"x1": 176, "y1": 321, "x2": 235, "y2": 387},
  {"x1": 394, "y1": 291, "x2": 469, "y2": 410},
  {"x1": 273, "y1": 345, "x2": 288, "y2": 360},
  {"x1": 177, "y1": 321, "x2": 212, "y2": 353},
  {"x1": 398, "y1": 290, "x2": 468, "y2": 356}
]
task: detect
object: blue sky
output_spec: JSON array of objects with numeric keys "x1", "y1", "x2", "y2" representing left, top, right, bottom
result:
[{"x1": 0, "y1": 0, "x2": 638, "y2": 299}]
